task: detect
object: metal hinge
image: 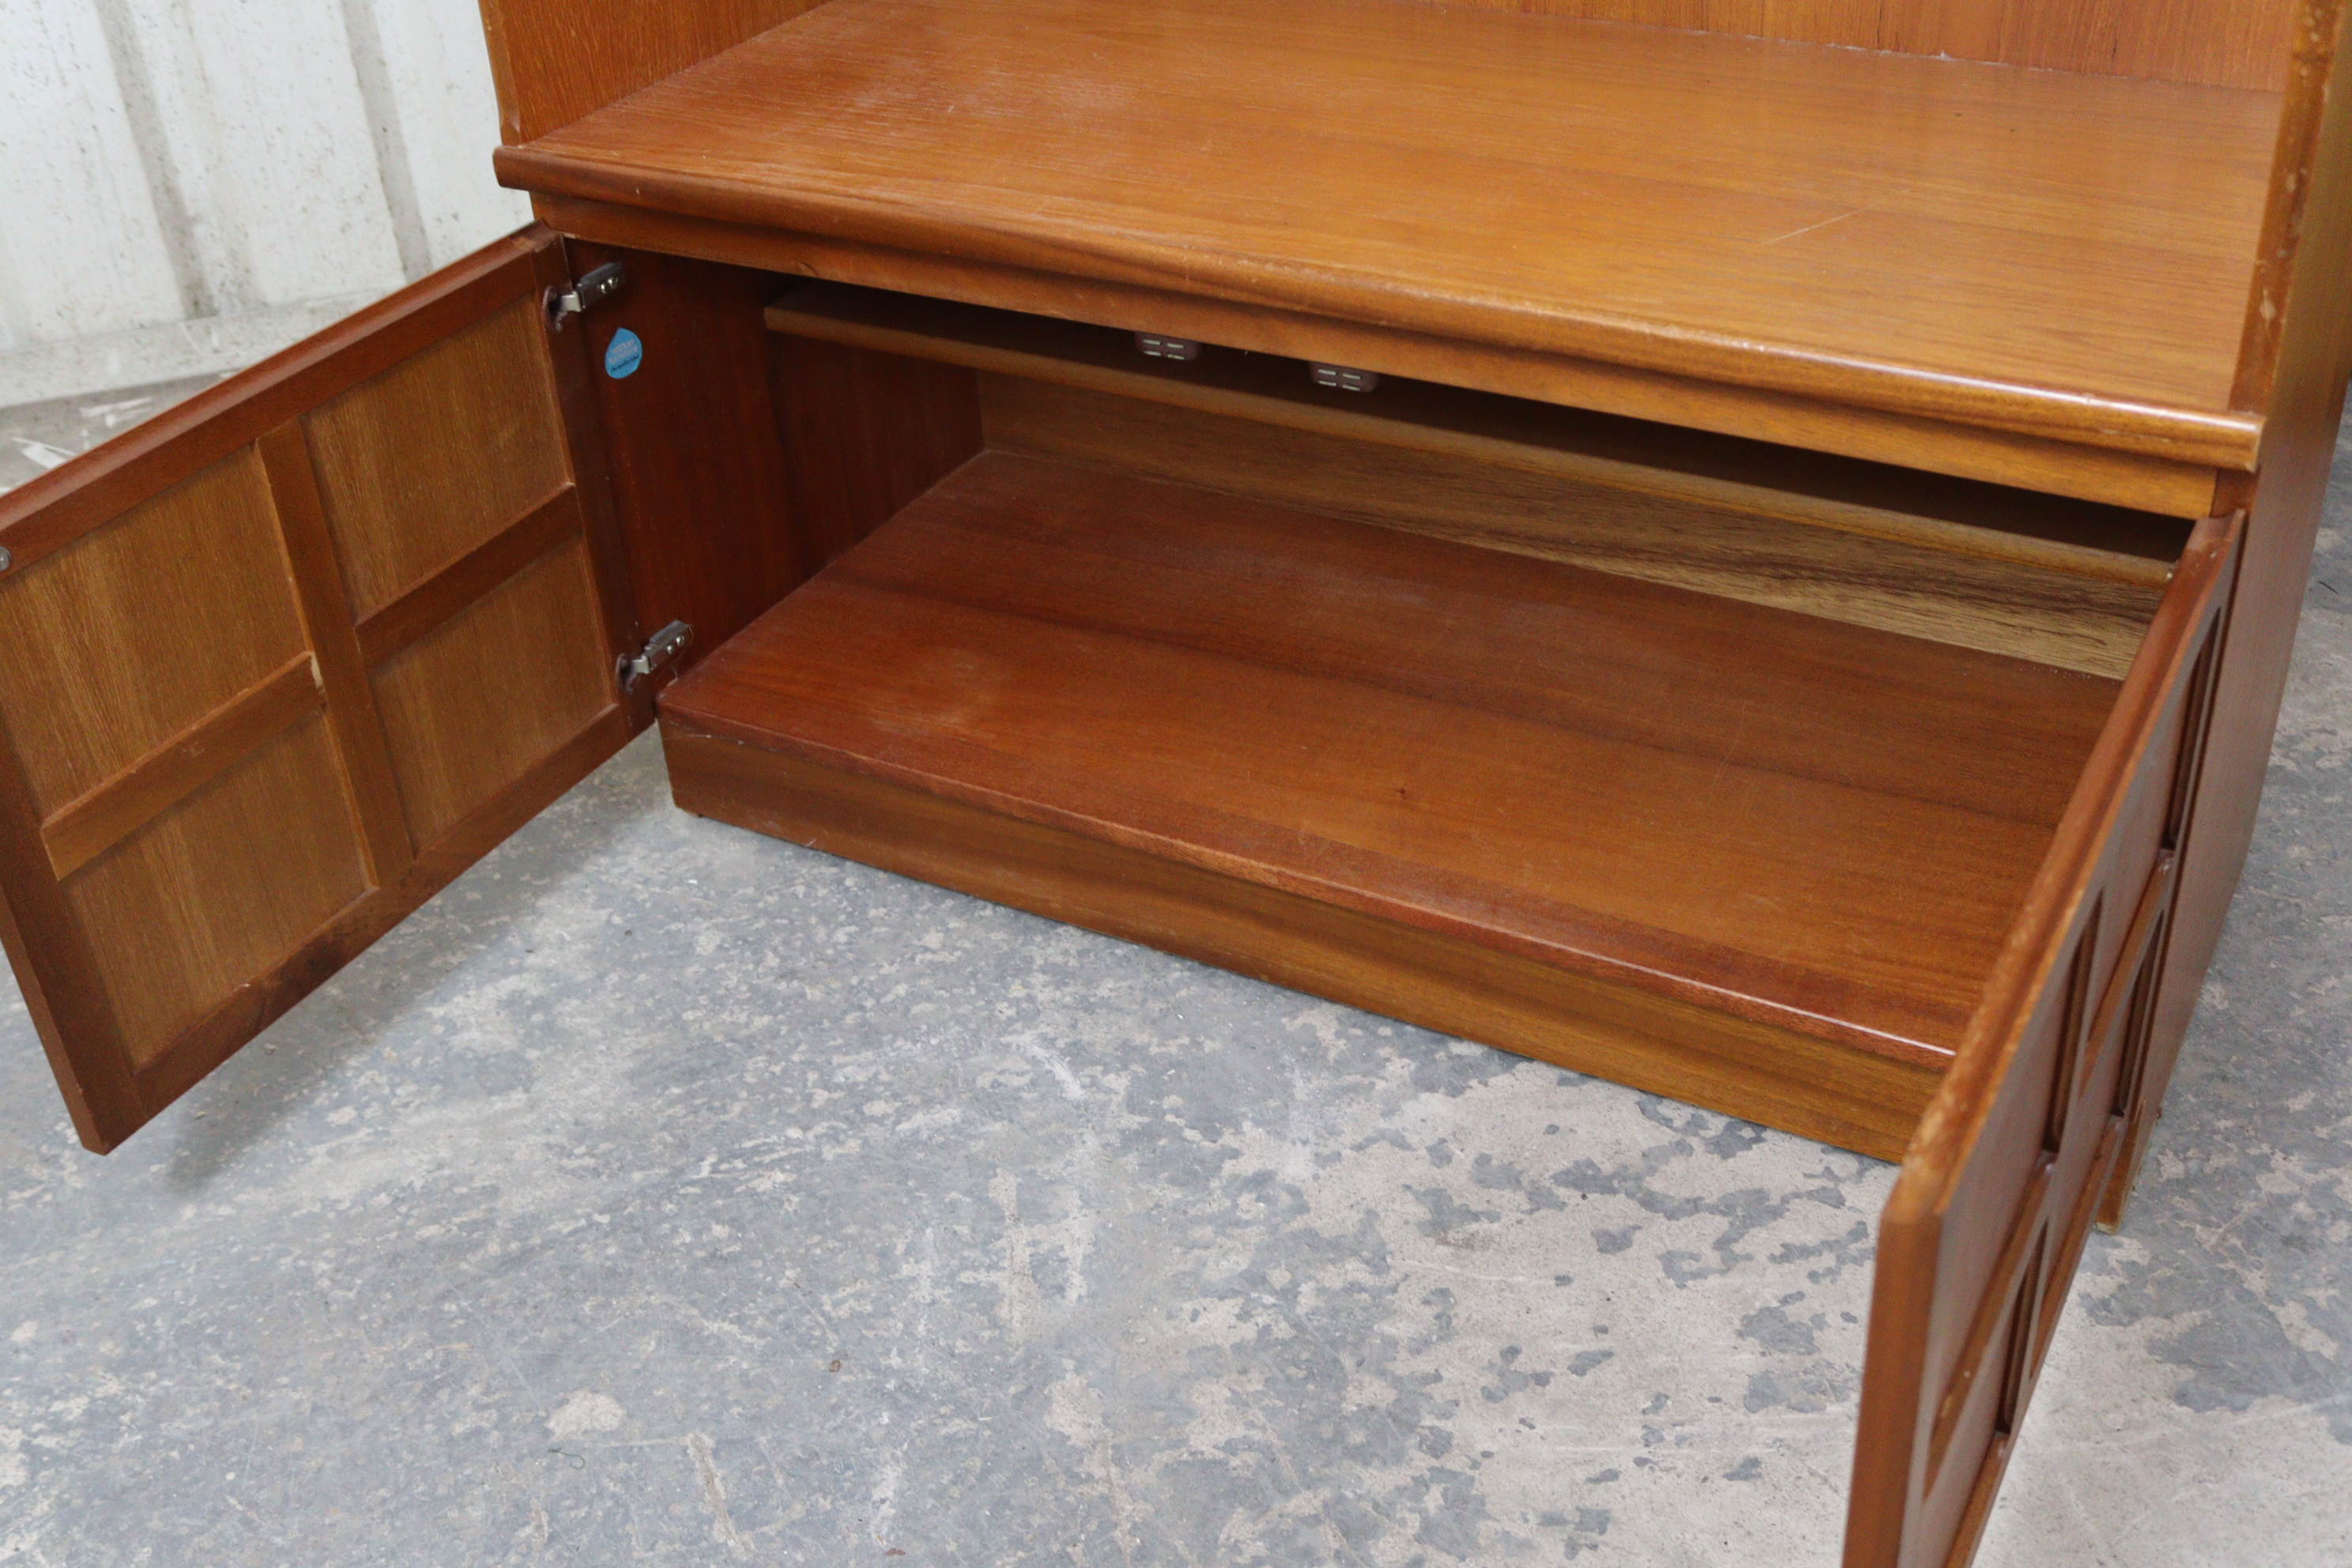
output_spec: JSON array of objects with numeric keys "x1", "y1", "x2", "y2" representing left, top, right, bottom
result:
[
  {"x1": 617, "y1": 620, "x2": 693, "y2": 691},
  {"x1": 1134, "y1": 332, "x2": 1200, "y2": 362},
  {"x1": 1310, "y1": 363, "x2": 1380, "y2": 393},
  {"x1": 547, "y1": 261, "x2": 629, "y2": 330}
]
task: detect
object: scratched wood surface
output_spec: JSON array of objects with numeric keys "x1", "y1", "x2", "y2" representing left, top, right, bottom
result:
[{"x1": 1457, "y1": 0, "x2": 2298, "y2": 90}]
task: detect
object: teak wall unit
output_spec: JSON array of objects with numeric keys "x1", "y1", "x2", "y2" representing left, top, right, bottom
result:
[{"x1": 2, "y1": 2, "x2": 2346, "y2": 1562}]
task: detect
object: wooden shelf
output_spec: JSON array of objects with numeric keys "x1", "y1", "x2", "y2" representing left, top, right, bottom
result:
[
  {"x1": 659, "y1": 450, "x2": 2128, "y2": 1154},
  {"x1": 497, "y1": 0, "x2": 2278, "y2": 500}
]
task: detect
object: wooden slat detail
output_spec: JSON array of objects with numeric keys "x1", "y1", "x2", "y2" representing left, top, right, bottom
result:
[
  {"x1": 258, "y1": 420, "x2": 417, "y2": 888},
  {"x1": 0, "y1": 225, "x2": 656, "y2": 1152},
  {"x1": 65, "y1": 714, "x2": 370, "y2": 1069},
  {"x1": 982, "y1": 375, "x2": 2166, "y2": 679},
  {"x1": 1924, "y1": 1154, "x2": 2052, "y2": 1487},
  {"x1": 39, "y1": 655, "x2": 324, "y2": 883},
  {"x1": 547, "y1": 194, "x2": 2228, "y2": 517},
  {"x1": 663, "y1": 723, "x2": 1942, "y2": 1160},
  {"x1": 353, "y1": 487, "x2": 584, "y2": 666}
]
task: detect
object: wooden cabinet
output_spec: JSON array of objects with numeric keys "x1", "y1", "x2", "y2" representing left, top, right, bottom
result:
[{"x1": 3, "y1": 2, "x2": 2346, "y2": 1563}]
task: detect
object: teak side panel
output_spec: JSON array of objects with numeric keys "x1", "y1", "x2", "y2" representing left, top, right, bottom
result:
[
  {"x1": 2113, "y1": 0, "x2": 2352, "y2": 1220},
  {"x1": 1846, "y1": 514, "x2": 2241, "y2": 1568},
  {"x1": 0, "y1": 227, "x2": 643, "y2": 1152},
  {"x1": 1476, "y1": 0, "x2": 2298, "y2": 90},
  {"x1": 563, "y1": 245, "x2": 805, "y2": 675},
  {"x1": 497, "y1": 0, "x2": 2278, "y2": 476},
  {"x1": 477, "y1": 0, "x2": 830, "y2": 143}
]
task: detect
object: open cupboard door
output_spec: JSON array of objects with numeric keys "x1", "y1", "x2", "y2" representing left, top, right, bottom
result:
[
  {"x1": 1844, "y1": 510, "x2": 2241, "y2": 1568},
  {"x1": 0, "y1": 226, "x2": 651, "y2": 1153}
]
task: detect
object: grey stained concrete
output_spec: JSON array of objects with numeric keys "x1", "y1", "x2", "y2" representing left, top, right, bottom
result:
[
  {"x1": 2, "y1": 419, "x2": 2350, "y2": 1566},
  {"x1": 0, "y1": 376, "x2": 224, "y2": 496}
]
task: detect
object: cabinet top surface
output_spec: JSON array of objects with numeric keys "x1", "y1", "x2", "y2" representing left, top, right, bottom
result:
[{"x1": 496, "y1": 0, "x2": 2279, "y2": 467}]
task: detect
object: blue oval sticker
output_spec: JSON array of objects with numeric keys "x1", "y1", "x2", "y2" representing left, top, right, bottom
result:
[{"x1": 603, "y1": 328, "x2": 643, "y2": 379}]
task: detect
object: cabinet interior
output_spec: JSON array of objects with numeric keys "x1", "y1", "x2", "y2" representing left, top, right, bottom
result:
[{"x1": 652, "y1": 280, "x2": 2207, "y2": 1161}]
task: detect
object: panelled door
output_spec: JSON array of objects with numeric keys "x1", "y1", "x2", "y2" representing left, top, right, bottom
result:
[
  {"x1": 0, "y1": 226, "x2": 649, "y2": 1152},
  {"x1": 1844, "y1": 511, "x2": 2242, "y2": 1568}
]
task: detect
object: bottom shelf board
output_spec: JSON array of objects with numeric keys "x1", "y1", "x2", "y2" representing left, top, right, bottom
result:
[{"x1": 658, "y1": 453, "x2": 2125, "y2": 1155}]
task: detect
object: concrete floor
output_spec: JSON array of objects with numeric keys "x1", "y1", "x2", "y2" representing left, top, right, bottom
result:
[
  {"x1": 0, "y1": 402, "x2": 2347, "y2": 1566},
  {"x1": 0, "y1": 377, "x2": 225, "y2": 497}
]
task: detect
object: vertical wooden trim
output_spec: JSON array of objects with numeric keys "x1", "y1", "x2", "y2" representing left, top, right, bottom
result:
[
  {"x1": 2232, "y1": 0, "x2": 2352, "y2": 414},
  {"x1": 258, "y1": 420, "x2": 417, "y2": 886},
  {"x1": 534, "y1": 239, "x2": 650, "y2": 726},
  {"x1": 0, "y1": 713, "x2": 138, "y2": 1152},
  {"x1": 2128, "y1": 0, "x2": 2352, "y2": 1228}
]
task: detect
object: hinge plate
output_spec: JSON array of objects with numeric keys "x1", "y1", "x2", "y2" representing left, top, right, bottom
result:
[
  {"x1": 1135, "y1": 332, "x2": 1200, "y2": 362},
  {"x1": 618, "y1": 620, "x2": 693, "y2": 692},
  {"x1": 547, "y1": 261, "x2": 629, "y2": 330},
  {"x1": 1310, "y1": 363, "x2": 1381, "y2": 393}
]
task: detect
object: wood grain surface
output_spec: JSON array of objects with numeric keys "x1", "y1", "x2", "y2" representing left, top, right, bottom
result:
[
  {"x1": 1457, "y1": 0, "x2": 2298, "y2": 91},
  {"x1": 768, "y1": 283, "x2": 2196, "y2": 560},
  {"x1": 981, "y1": 375, "x2": 2167, "y2": 678},
  {"x1": 552, "y1": 193, "x2": 2231, "y2": 515},
  {"x1": 477, "y1": 0, "x2": 829, "y2": 142},
  {"x1": 664, "y1": 723, "x2": 1943, "y2": 1160},
  {"x1": 498, "y1": 0, "x2": 2279, "y2": 469},
  {"x1": 662, "y1": 452, "x2": 2127, "y2": 1079},
  {"x1": 0, "y1": 227, "x2": 641, "y2": 1151}
]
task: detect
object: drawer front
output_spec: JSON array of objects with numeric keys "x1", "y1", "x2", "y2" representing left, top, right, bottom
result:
[{"x1": 1843, "y1": 510, "x2": 2241, "y2": 1568}]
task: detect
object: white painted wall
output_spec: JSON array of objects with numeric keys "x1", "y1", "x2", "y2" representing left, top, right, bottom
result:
[{"x1": 0, "y1": 0, "x2": 529, "y2": 405}]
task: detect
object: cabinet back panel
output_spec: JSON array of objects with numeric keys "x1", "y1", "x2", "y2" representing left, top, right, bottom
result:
[
  {"x1": 980, "y1": 375, "x2": 2169, "y2": 680},
  {"x1": 1377, "y1": 0, "x2": 2297, "y2": 90},
  {"x1": 773, "y1": 333, "x2": 985, "y2": 575}
]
